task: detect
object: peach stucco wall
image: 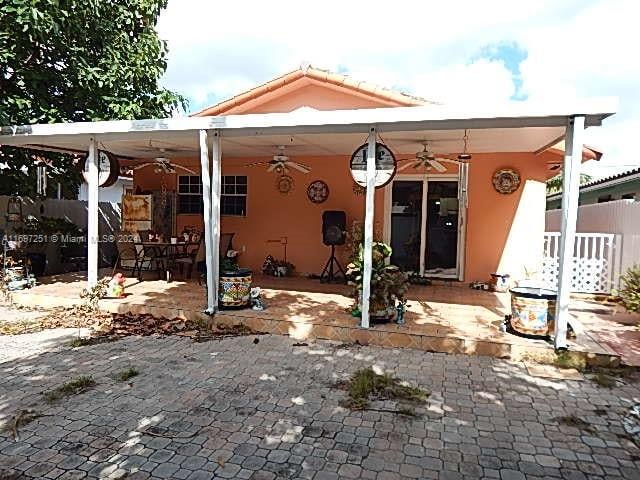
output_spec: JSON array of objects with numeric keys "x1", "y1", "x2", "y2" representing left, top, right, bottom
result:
[
  {"x1": 133, "y1": 151, "x2": 548, "y2": 282},
  {"x1": 133, "y1": 156, "x2": 385, "y2": 276},
  {"x1": 131, "y1": 79, "x2": 549, "y2": 282},
  {"x1": 464, "y1": 153, "x2": 547, "y2": 282},
  {"x1": 214, "y1": 77, "x2": 407, "y2": 115}
]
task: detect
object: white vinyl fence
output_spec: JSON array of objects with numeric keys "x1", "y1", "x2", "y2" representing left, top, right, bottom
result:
[
  {"x1": 543, "y1": 233, "x2": 615, "y2": 293},
  {"x1": 545, "y1": 200, "x2": 640, "y2": 293}
]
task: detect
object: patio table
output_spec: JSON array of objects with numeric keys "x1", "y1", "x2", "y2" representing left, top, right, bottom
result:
[{"x1": 133, "y1": 241, "x2": 198, "y2": 282}]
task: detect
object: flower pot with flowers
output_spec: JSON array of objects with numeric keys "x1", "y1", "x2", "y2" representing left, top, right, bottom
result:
[{"x1": 346, "y1": 242, "x2": 409, "y2": 323}]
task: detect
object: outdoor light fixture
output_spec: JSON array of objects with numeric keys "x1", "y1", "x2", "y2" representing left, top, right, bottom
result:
[{"x1": 6, "y1": 194, "x2": 22, "y2": 223}]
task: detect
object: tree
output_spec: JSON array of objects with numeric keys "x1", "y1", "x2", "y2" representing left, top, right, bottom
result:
[
  {"x1": 546, "y1": 173, "x2": 593, "y2": 195},
  {"x1": 0, "y1": 0, "x2": 186, "y2": 198}
]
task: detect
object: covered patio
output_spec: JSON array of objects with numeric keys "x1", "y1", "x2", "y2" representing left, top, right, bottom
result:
[{"x1": 0, "y1": 99, "x2": 618, "y2": 353}]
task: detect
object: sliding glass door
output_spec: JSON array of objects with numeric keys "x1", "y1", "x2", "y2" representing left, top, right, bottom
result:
[
  {"x1": 389, "y1": 178, "x2": 462, "y2": 278},
  {"x1": 424, "y1": 181, "x2": 459, "y2": 276}
]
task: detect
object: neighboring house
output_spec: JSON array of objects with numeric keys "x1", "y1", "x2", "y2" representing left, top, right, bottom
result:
[
  {"x1": 128, "y1": 66, "x2": 596, "y2": 282},
  {"x1": 547, "y1": 167, "x2": 640, "y2": 209}
]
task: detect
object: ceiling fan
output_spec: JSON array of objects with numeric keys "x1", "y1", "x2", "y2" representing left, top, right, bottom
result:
[
  {"x1": 132, "y1": 151, "x2": 197, "y2": 175},
  {"x1": 243, "y1": 146, "x2": 311, "y2": 174},
  {"x1": 398, "y1": 142, "x2": 460, "y2": 173}
]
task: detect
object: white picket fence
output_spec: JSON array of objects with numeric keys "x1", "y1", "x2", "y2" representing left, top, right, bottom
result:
[{"x1": 542, "y1": 232, "x2": 640, "y2": 294}]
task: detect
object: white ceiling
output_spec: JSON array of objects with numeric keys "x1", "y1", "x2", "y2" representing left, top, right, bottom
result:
[{"x1": 85, "y1": 126, "x2": 565, "y2": 159}]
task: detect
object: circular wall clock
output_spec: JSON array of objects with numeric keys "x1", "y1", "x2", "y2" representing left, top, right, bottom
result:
[
  {"x1": 277, "y1": 175, "x2": 294, "y2": 194},
  {"x1": 82, "y1": 150, "x2": 119, "y2": 187},
  {"x1": 349, "y1": 142, "x2": 397, "y2": 189},
  {"x1": 307, "y1": 180, "x2": 329, "y2": 203},
  {"x1": 492, "y1": 168, "x2": 521, "y2": 194}
]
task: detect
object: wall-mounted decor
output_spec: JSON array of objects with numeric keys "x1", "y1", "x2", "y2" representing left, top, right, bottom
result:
[
  {"x1": 350, "y1": 142, "x2": 397, "y2": 189},
  {"x1": 277, "y1": 175, "x2": 294, "y2": 194},
  {"x1": 307, "y1": 180, "x2": 329, "y2": 203},
  {"x1": 82, "y1": 150, "x2": 119, "y2": 187},
  {"x1": 492, "y1": 168, "x2": 521, "y2": 194}
]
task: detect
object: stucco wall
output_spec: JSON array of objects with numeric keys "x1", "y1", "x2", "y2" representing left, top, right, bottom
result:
[
  {"x1": 133, "y1": 151, "x2": 548, "y2": 282},
  {"x1": 465, "y1": 153, "x2": 548, "y2": 282}
]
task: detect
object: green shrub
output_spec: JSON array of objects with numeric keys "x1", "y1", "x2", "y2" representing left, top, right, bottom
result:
[{"x1": 619, "y1": 265, "x2": 640, "y2": 313}]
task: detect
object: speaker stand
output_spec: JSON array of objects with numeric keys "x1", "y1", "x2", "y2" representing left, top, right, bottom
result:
[{"x1": 320, "y1": 245, "x2": 346, "y2": 283}]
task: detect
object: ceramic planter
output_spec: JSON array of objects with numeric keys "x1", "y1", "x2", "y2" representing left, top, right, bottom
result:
[
  {"x1": 219, "y1": 268, "x2": 252, "y2": 308},
  {"x1": 509, "y1": 287, "x2": 557, "y2": 336}
]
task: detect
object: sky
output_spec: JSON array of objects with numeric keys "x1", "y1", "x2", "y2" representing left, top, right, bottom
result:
[{"x1": 156, "y1": 0, "x2": 639, "y2": 178}]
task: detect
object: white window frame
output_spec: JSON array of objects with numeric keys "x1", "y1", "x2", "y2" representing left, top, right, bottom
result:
[
  {"x1": 221, "y1": 175, "x2": 248, "y2": 217},
  {"x1": 383, "y1": 172, "x2": 466, "y2": 280},
  {"x1": 177, "y1": 174, "x2": 204, "y2": 214}
]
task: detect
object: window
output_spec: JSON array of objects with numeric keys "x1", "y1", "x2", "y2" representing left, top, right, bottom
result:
[
  {"x1": 622, "y1": 193, "x2": 636, "y2": 200},
  {"x1": 597, "y1": 194, "x2": 612, "y2": 203},
  {"x1": 221, "y1": 175, "x2": 247, "y2": 216},
  {"x1": 176, "y1": 175, "x2": 248, "y2": 216},
  {"x1": 178, "y1": 175, "x2": 203, "y2": 214}
]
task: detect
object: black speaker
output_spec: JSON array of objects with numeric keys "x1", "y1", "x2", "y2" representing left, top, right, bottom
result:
[{"x1": 322, "y1": 210, "x2": 346, "y2": 246}]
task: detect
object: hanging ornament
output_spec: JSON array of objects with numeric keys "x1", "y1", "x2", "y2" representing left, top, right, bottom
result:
[{"x1": 277, "y1": 175, "x2": 294, "y2": 194}]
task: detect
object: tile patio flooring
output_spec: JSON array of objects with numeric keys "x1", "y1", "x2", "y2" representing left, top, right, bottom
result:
[{"x1": 10, "y1": 271, "x2": 640, "y2": 366}]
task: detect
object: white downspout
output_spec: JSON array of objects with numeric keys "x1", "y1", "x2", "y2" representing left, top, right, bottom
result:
[{"x1": 554, "y1": 115, "x2": 585, "y2": 349}]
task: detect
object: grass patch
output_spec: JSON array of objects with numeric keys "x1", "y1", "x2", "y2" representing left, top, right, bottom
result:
[
  {"x1": 116, "y1": 367, "x2": 139, "y2": 382},
  {"x1": 340, "y1": 367, "x2": 429, "y2": 412},
  {"x1": 43, "y1": 376, "x2": 96, "y2": 403},
  {"x1": 592, "y1": 372, "x2": 617, "y2": 388},
  {"x1": 554, "y1": 351, "x2": 587, "y2": 371},
  {"x1": 554, "y1": 414, "x2": 596, "y2": 433}
]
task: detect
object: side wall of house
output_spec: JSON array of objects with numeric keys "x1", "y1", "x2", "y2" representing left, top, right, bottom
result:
[
  {"x1": 465, "y1": 152, "x2": 548, "y2": 282},
  {"x1": 133, "y1": 151, "x2": 548, "y2": 282}
]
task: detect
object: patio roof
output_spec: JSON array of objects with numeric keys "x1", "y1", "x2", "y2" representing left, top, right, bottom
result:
[{"x1": 0, "y1": 98, "x2": 617, "y2": 159}]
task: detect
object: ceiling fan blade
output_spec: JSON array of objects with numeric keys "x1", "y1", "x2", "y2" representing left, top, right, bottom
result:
[
  {"x1": 286, "y1": 162, "x2": 310, "y2": 173},
  {"x1": 398, "y1": 161, "x2": 418, "y2": 171},
  {"x1": 173, "y1": 165, "x2": 197, "y2": 175},
  {"x1": 428, "y1": 159, "x2": 448, "y2": 173},
  {"x1": 242, "y1": 161, "x2": 268, "y2": 167},
  {"x1": 132, "y1": 163, "x2": 153, "y2": 170}
]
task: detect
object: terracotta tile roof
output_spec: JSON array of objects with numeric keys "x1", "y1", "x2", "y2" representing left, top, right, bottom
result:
[{"x1": 191, "y1": 65, "x2": 435, "y2": 117}]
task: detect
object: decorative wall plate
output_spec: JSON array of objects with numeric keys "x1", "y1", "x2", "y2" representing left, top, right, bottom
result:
[
  {"x1": 492, "y1": 168, "x2": 521, "y2": 194},
  {"x1": 277, "y1": 174, "x2": 294, "y2": 194},
  {"x1": 307, "y1": 180, "x2": 329, "y2": 203}
]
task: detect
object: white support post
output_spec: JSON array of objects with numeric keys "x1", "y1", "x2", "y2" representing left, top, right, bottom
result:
[
  {"x1": 199, "y1": 130, "x2": 215, "y2": 314},
  {"x1": 86, "y1": 137, "x2": 99, "y2": 287},
  {"x1": 360, "y1": 127, "x2": 377, "y2": 329},
  {"x1": 210, "y1": 131, "x2": 222, "y2": 311},
  {"x1": 554, "y1": 115, "x2": 585, "y2": 349}
]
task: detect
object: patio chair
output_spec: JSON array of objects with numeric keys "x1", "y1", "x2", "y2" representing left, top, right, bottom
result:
[
  {"x1": 113, "y1": 238, "x2": 154, "y2": 280},
  {"x1": 190, "y1": 233, "x2": 235, "y2": 284}
]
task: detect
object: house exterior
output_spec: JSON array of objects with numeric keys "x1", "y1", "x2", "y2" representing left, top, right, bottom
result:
[
  {"x1": 0, "y1": 64, "x2": 616, "y2": 346},
  {"x1": 547, "y1": 167, "x2": 640, "y2": 209},
  {"x1": 133, "y1": 67, "x2": 581, "y2": 284}
]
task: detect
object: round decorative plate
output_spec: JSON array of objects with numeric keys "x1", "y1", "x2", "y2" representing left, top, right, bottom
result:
[
  {"x1": 307, "y1": 180, "x2": 329, "y2": 203},
  {"x1": 492, "y1": 168, "x2": 521, "y2": 194},
  {"x1": 277, "y1": 174, "x2": 294, "y2": 194}
]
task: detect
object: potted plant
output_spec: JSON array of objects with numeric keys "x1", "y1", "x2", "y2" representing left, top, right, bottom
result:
[
  {"x1": 346, "y1": 242, "x2": 409, "y2": 323},
  {"x1": 218, "y1": 249, "x2": 252, "y2": 308}
]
